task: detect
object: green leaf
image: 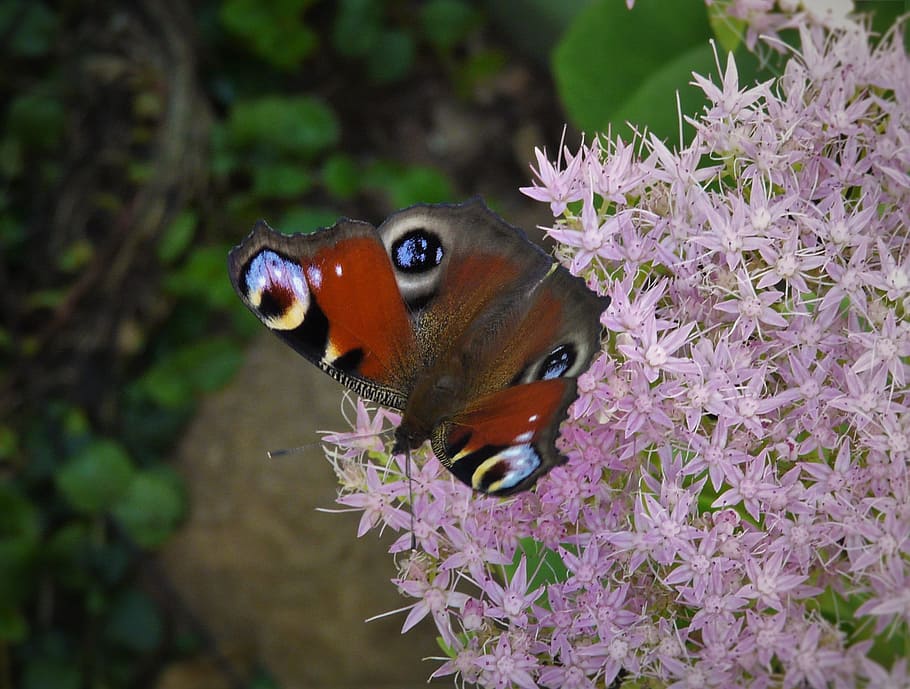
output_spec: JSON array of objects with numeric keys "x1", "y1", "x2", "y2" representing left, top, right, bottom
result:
[
  {"x1": 157, "y1": 210, "x2": 197, "y2": 264},
  {"x1": 219, "y1": 0, "x2": 318, "y2": 70},
  {"x1": 22, "y1": 657, "x2": 81, "y2": 689},
  {"x1": 435, "y1": 634, "x2": 457, "y2": 657},
  {"x1": 46, "y1": 523, "x2": 92, "y2": 590},
  {"x1": 0, "y1": 484, "x2": 39, "y2": 610},
  {"x1": 119, "y1": 392, "x2": 195, "y2": 461},
  {"x1": 332, "y1": 0, "x2": 383, "y2": 58},
  {"x1": 103, "y1": 588, "x2": 162, "y2": 653},
  {"x1": 210, "y1": 122, "x2": 238, "y2": 178},
  {"x1": 812, "y1": 585, "x2": 909, "y2": 666},
  {"x1": 6, "y1": 91, "x2": 65, "y2": 150},
  {"x1": 62, "y1": 406, "x2": 90, "y2": 440},
  {"x1": 133, "y1": 338, "x2": 244, "y2": 408},
  {"x1": 55, "y1": 440, "x2": 134, "y2": 514},
  {"x1": 0, "y1": 2, "x2": 57, "y2": 57},
  {"x1": 0, "y1": 210, "x2": 25, "y2": 254},
  {"x1": 128, "y1": 161, "x2": 153, "y2": 183},
  {"x1": 456, "y1": 48, "x2": 507, "y2": 94},
  {"x1": 227, "y1": 96, "x2": 340, "y2": 159},
  {"x1": 279, "y1": 206, "x2": 341, "y2": 234},
  {"x1": 482, "y1": 0, "x2": 591, "y2": 61},
  {"x1": 856, "y1": 0, "x2": 910, "y2": 41},
  {"x1": 0, "y1": 136, "x2": 23, "y2": 178},
  {"x1": 420, "y1": 0, "x2": 480, "y2": 51},
  {"x1": 363, "y1": 162, "x2": 454, "y2": 208},
  {"x1": 366, "y1": 29, "x2": 415, "y2": 84},
  {"x1": 91, "y1": 541, "x2": 131, "y2": 587},
  {"x1": 248, "y1": 669, "x2": 281, "y2": 689},
  {"x1": 27, "y1": 288, "x2": 65, "y2": 310},
  {"x1": 0, "y1": 606, "x2": 27, "y2": 642},
  {"x1": 0, "y1": 423, "x2": 19, "y2": 459},
  {"x1": 508, "y1": 537, "x2": 570, "y2": 593},
  {"x1": 112, "y1": 470, "x2": 184, "y2": 548},
  {"x1": 252, "y1": 162, "x2": 313, "y2": 198},
  {"x1": 321, "y1": 153, "x2": 361, "y2": 199},
  {"x1": 707, "y1": 1, "x2": 744, "y2": 54},
  {"x1": 553, "y1": 0, "x2": 711, "y2": 138},
  {"x1": 163, "y1": 244, "x2": 237, "y2": 310},
  {"x1": 610, "y1": 41, "x2": 718, "y2": 144},
  {"x1": 57, "y1": 239, "x2": 93, "y2": 274},
  {"x1": 391, "y1": 167, "x2": 454, "y2": 207}
]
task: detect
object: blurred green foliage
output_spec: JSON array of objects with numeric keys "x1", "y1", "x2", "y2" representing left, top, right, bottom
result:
[
  {"x1": 220, "y1": 0, "x2": 320, "y2": 70},
  {"x1": 0, "y1": 0, "x2": 481, "y2": 686}
]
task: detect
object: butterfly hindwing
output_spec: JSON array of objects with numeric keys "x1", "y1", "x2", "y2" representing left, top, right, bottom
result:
[
  {"x1": 431, "y1": 378, "x2": 580, "y2": 495},
  {"x1": 427, "y1": 268, "x2": 607, "y2": 495}
]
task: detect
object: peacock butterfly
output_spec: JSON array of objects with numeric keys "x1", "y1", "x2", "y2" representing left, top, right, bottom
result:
[{"x1": 228, "y1": 199, "x2": 608, "y2": 495}]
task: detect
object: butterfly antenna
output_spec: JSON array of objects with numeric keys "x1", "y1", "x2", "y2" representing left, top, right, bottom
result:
[
  {"x1": 266, "y1": 444, "x2": 313, "y2": 459},
  {"x1": 267, "y1": 427, "x2": 394, "y2": 459},
  {"x1": 405, "y1": 445, "x2": 416, "y2": 551}
]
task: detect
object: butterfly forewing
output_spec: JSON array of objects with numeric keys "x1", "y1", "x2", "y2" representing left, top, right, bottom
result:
[
  {"x1": 228, "y1": 220, "x2": 417, "y2": 410},
  {"x1": 376, "y1": 200, "x2": 555, "y2": 360}
]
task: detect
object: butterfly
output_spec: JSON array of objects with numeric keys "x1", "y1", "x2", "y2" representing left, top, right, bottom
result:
[{"x1": 228, "y1": 199, "x2": 608, "y2": 496}]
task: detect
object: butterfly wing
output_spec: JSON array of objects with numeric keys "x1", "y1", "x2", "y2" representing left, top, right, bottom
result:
[
  {"x1": 229, "y1": 200, "x2": 608, "y2": 496},
  {"x1": 432, "y1": 378, "x2": 581, "y2": 495},
  {"x1": 228, "y1": 220, "x2": 417, "y2": 410},
  {"x1": 375, "y1": 199, "x2": 556, "y2": 363},
  {"x1": 430, "y1": 246, "x2": 610, "y2": 495}
]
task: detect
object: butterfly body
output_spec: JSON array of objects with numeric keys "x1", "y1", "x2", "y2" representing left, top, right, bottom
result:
[{"x1": 228, "y1": 199, "x2": 608, "y2": 495}]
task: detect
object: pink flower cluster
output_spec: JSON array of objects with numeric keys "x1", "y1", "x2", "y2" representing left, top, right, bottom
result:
[{"x1": 324, "y1": 12, "x2": 910, "y2": 689}]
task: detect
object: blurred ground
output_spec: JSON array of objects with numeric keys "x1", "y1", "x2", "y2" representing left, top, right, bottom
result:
[{"x1": 159, "y1": 335, "x2": 441, "y2": 688}]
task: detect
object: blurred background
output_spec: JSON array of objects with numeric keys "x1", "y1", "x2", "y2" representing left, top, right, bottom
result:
[{"x1": 0, "y1": 1, "x2": 903, "y2": 688}]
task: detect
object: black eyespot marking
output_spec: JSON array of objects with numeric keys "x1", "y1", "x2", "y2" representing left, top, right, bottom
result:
[
  {"x1": 445, "y1": 430, "x2": 472, "y2": 459},
  {"x1": 332, "y1": 347, "x2": 365, "y2": 373},
  {"x1": 537, "y1": 343, "x2": 577, "y2": 380},
  {"x1": 289, "y1": 298, "x2": 329, "y2": 356},
  {"x1": 478, "y1": 461, "x2": 508, "y2": 492},
  {"x1": 391, "y1": 230, "x2": 444, "y2": 274},
  {"x1": 256, "y1": 286, "x2": 287, "y2": 320}
]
